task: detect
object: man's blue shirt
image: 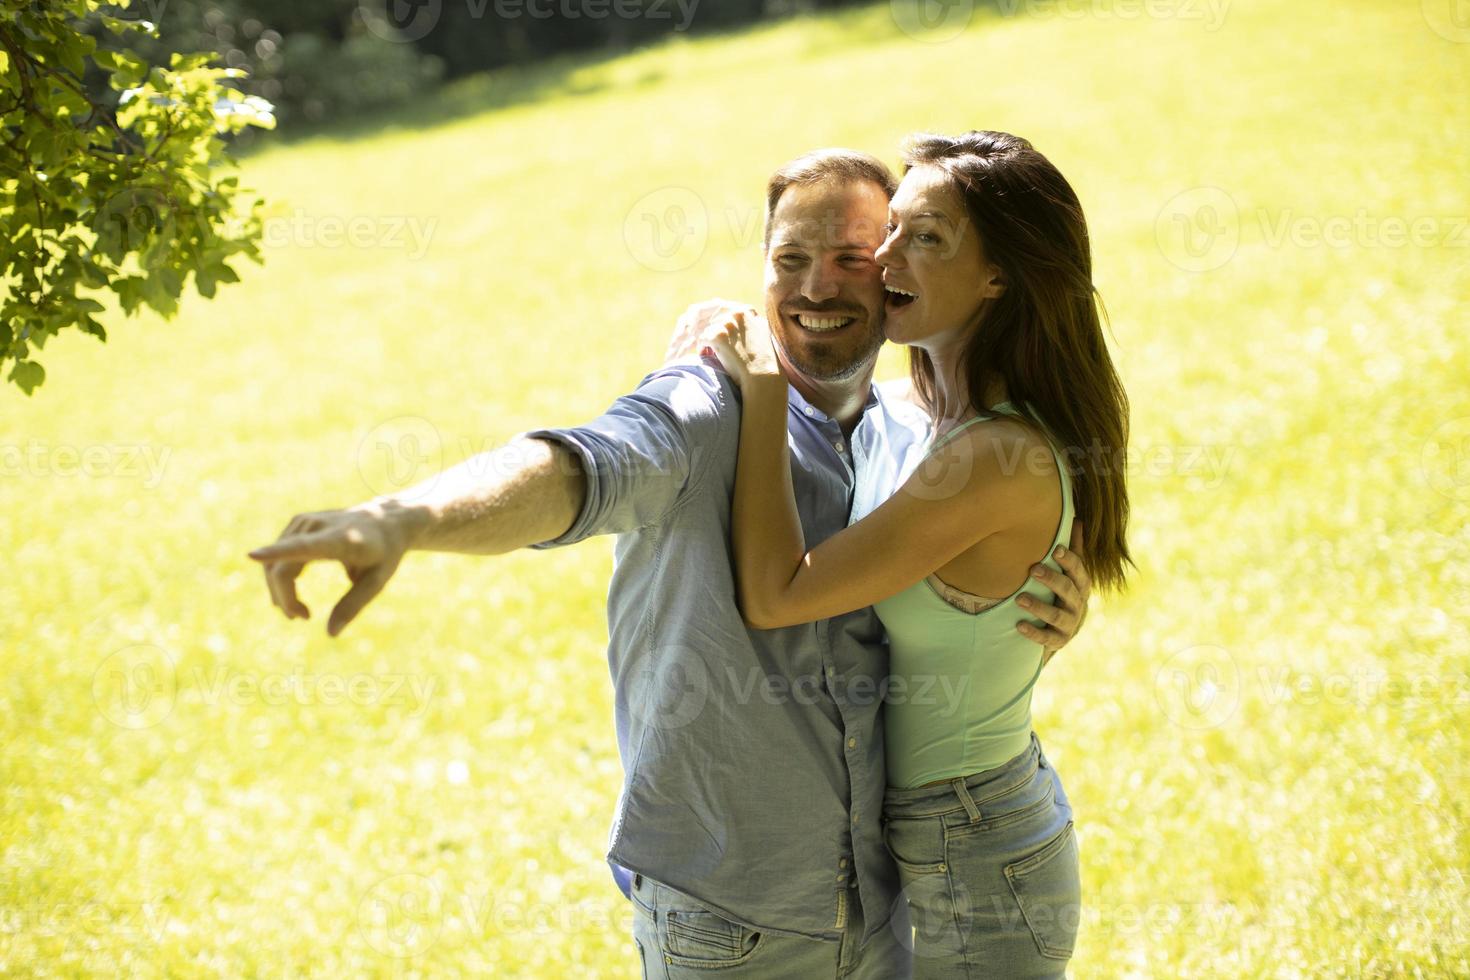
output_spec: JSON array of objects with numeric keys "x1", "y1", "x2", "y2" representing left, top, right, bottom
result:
[{"x1": 521, "y1": 361, "x2": 928, "y2": 942}]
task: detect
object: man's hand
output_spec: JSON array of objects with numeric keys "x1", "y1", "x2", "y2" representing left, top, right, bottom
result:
[
  {"x1": 663, "y1": 298, "x2": 758, "y2": 365},
  {"x1": 246, "y1": 503, "x2": 423, "y2": 638},
  {"x1": 1017, "y1": 521, "x2": 1093, "y2": 667}
]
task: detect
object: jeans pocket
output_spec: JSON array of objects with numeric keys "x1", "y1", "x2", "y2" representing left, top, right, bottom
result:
[
  {"x1": 634, "y1": 936, "x2": 651, "y2": 980},
  {"x1": 659, "y1": 906, "x2": 762, "y2": 967},
  {"x1": 1004, "y1": 820, "x2": 1080, "y2": 960},
  {"x1": 883, "y1": 816, "x2": 948, "y2": 875}
]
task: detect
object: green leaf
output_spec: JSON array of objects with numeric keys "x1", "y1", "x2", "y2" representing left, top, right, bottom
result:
[
  {"x1": 1, "y1": 1, "x2": 271, "y2": 394},
  {"x1": 59, "y1": 36, "x2": 85, "y2": 76},
  {"x1": 100, "y1": 14, "x2": 157, "y2": 36},
  {"x1": 79, "y1": 258, "x2": 110, "y2": 289},
  {"x1": 78, "y1": 314, "x2": 107, "y2": 341},
  {"x1": 115, "y1": 276, "x2": 145, "y2": 315},
  {"x1": 9, "y1": 359, "x2": 44, "y2": 395}
]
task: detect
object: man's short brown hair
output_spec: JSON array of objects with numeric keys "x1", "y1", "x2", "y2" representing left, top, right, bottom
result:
[{"x1": 764, "y1": 149, "x2": 898, "y2": 248}]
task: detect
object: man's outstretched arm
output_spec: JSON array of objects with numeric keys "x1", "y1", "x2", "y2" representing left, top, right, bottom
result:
[
  {"x1": 247, "y1": 437, "x2": 584, "y2": 637},
  {"x1": 381, "y1": 437, "x2": 586, "y2": 555}
]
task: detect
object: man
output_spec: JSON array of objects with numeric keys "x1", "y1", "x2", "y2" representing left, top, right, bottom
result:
[{"x1": 248, "y1": 149, "x2": 1091, "y2": 977}]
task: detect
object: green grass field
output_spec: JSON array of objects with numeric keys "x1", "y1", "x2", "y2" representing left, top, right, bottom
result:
[{"x1": 3, "y1": 0, "x2": 1467, "y2": 975}]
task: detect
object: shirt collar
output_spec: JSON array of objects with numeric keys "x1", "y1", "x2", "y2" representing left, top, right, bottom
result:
[{"x1": 785, "y1": 379, "x2": 882, "y2": 425}]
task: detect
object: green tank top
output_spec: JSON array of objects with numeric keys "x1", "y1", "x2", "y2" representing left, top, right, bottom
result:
[{"x1": 873, "y1": 401, "x2": 1075, "y2": 789}]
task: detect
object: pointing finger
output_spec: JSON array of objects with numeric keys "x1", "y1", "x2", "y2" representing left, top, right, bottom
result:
[
  {"x1": 248, "y1": 529, "x2": 349, "y2": 564},
  {"x1": 328, "y1": 564, "x2": 394, "y2": 638},
  {"x1": 266, "y1": 559, "x2": 310, "y2": 619}
]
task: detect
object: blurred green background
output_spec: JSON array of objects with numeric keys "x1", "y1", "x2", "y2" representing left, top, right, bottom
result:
[{"x1": 3, "y1": 0, "x2": 1468, "y2": 975}]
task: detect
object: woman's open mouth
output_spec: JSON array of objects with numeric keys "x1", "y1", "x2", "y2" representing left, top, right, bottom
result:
[{"x1": 884, "y1": 286, "x2": 918, "y2": 313}]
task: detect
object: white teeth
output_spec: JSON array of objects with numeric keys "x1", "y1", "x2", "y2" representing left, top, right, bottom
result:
[
  {"x1": 885, "y1": 286, "x2": 917, "y2": 298},
  {"x1": 796, "y1": 315, "x2": 854, "y2": 332}
]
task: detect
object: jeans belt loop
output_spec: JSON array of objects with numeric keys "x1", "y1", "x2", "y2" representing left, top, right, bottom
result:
[{"x1": 951, "y1": 776, "x2": 983, "y2": 824}]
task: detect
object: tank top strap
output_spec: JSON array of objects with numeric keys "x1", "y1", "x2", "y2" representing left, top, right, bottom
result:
[
  {"x1": 927, "y1": 403, "x2": 1073, "y2": 522},
  {"x1": 989, "y1": 400, "x2": 1076, "y2": 518},
  {"x1": 926, "y1": 401, "x2": 1021, "y2": 453},
  {"x1": 926, "y1": 414, "x2": 991, "y2": 455}
]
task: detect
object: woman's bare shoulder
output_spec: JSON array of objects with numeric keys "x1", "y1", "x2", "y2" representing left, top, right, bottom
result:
[{"x1": 945, "y1": 415, "x2": 1062, "y2": 508}]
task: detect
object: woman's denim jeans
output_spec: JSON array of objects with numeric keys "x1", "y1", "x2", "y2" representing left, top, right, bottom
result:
[{"x1": 881, "y1": 733, "x2": 1080, "y2": 979}]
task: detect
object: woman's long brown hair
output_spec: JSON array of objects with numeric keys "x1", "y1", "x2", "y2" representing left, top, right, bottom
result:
[{"x1": 903, "y1": 130, "x2": 1133, "y2": 593}]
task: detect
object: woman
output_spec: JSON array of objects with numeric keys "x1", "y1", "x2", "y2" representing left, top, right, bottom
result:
[{"x1": 704, "y1": 131, "x2": 1131, "y2": 978}]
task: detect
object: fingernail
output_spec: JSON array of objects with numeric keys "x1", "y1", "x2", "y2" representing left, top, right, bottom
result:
[{"x1": 1054, "y1": 546, "x2": 1065, "y2": 558}]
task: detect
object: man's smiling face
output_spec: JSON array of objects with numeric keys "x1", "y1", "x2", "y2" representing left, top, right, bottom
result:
[{"x1": 762, "y1": 179, "x2": 890, "y2": 384}]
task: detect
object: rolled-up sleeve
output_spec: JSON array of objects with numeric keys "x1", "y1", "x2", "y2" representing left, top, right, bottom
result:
[{"x1": 517, "y1": 364, "x2": 734, "y2": 548}]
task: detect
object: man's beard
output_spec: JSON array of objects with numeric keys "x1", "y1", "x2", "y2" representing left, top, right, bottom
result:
[{"x1": 775, "y1": 318, "x2": 885, "y2": 383}]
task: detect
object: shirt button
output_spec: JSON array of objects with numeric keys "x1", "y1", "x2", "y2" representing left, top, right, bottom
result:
[
  {"x1": 803, "y1": 406, "x2": 815, "y2": 417},
  {"x1": 847, "y1": 737, "x2": 857, "y2": 749},
  {"x1": 839, "y1": 858, "x2": 849, "y2": 868},
  {"x1": 835, "y1": 441, "x2": 845, "y2": 452}
]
